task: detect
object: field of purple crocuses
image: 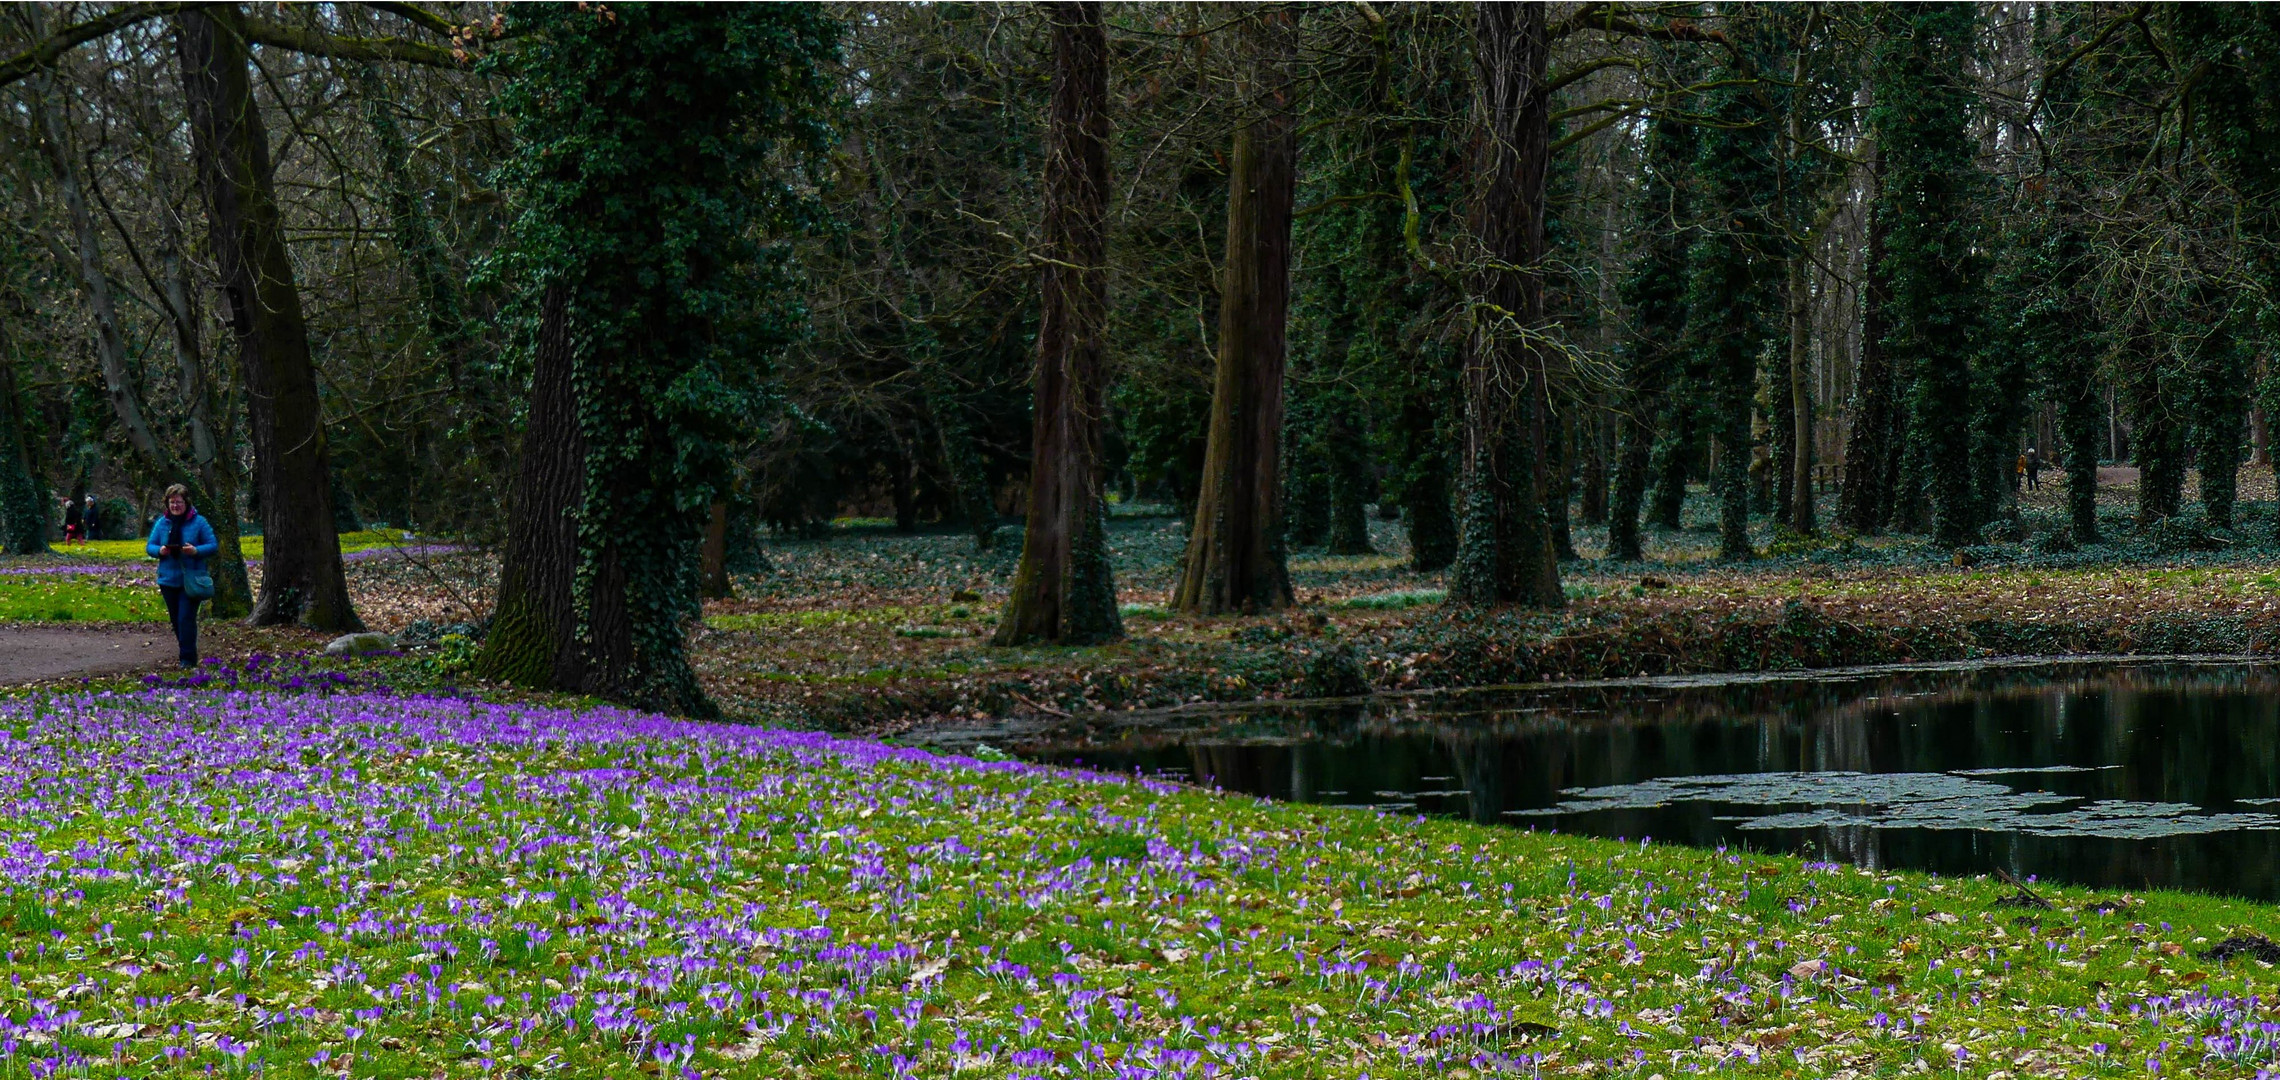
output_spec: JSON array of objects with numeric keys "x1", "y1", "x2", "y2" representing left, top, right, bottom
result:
[{"x1": 0, "y1": 688, "x2": 2277, "y2": 1077}]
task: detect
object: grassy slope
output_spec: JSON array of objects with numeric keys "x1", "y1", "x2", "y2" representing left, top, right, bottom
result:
[
  {"x1": 0, "y1": 532, "x2": 419, "y2": 625},
  {"x1": 5, "y1": 686, "x2": 2276, "y2": 1078}
]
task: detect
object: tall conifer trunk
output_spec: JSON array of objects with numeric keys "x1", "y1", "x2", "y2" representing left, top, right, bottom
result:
[
  {"x1": 996, "y1": 2, "x2": 1121, "y2": 643},
  {"x1": 1448, "y1": 2, "x2": 1561, "y2": 608},
  {"x1": 1173, "y1": 6, "x2": 1298, "y2": 615},
  {"x1": 176, "y1": 7, "x2": 361, "y2": 630}
]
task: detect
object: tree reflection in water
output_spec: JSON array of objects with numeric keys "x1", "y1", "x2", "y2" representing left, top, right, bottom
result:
[{"x1": 1015, "y1": 660, "x2": 2280, "y2": 900}]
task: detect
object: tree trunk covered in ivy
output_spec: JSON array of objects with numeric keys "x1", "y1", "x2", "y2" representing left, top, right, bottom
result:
[
  {"x1": 1685, "y1": 42, "x2": 1781, "y2": 562},
  {"x1": 1971, "y1": 324, "x2": 2032, "y2": 532},
  {"x1": 1579, "y1": 408, "x2": 1609, "y2": 527},
  {"x1": 1839, "y1": 150, "x2": 1894, "y2": 534},
  {"x1": 1973, "y1": 228, "x2": 2036, "y2": 532},
  {"x1": 1448, "y1": 2, "x2": 1560, "y2": 608},
  {"x1": 2126, "y1": 341, "x2": 2186, "y2": 526},
  {"x1": 1646, "y1": 407, "x2": 1694, "y2": 530},
  {"x1": 1873, "y1": 2, "x2": 1982, "y2": 548},
  {"x1": 1608, "y1": 406, "x2": 1653, "y2": 561},
  {"x1": 2181, "y1": 6, "x2": 2280, "y2": 537},
  {"x1": 997, "y1": 2, "x2": 1121, "y2": 644},
  {"x1": 2018, "y1": 205, "x2": 2103, "y2": 543},
  {"x1": 1388, "y1": 388, "x2": 1457, "y2": 572},
  {"x1": 1283, "y1": 402, "x2": 1328, "y2": 548},
  {"x1": 1324, "y1": 400, "x2": 1374, "y2": 556},
  {"x1": 2188, "y1": 305, "x2": 2248, "y2": 529},
  {"x1": 176, "y1": 8, "x2": 361, "y2": 630},
  {"x1": 1547, "y1": 414, "x2": 1577, "y2": 561},
  {"x1": 475, "y1": 5, "x2": 839, "y2": 711},
  {"x1": 1641, "y1": 101, "x2": 1705, "y2": 543},
  {"x1": 1174, "y1": 5, "x2": 1297, "y2": 615}
]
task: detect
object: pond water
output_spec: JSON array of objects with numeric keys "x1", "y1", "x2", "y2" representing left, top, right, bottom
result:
[{"x1": 977, "y1": 660, "x2": 2280, "y2": 901}]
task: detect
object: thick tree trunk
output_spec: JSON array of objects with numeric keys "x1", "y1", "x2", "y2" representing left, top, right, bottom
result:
[
  {"x1": 476, "y1": 285, "x2": 584, "y2": 687},
  {"x1": 176, "y1": 8, "x2": 359, "y2": 630},
  {"x1": 2057, "y1": 372, "x2": 2102, "y2": 542},
  {"x1": 1548, "y1": 411, "x2": 1578, "y2": 561},
  {"x1": 1646, "y1": 406, "x2": 1693, "y2": 528},
  {"x1": 1174, "y1": 5, "x2": 1298, "y2": 615},
  {"x1": 1324, "y1": 406, "x2": 1374, "y2": 556},
  {"x1": 2190, "y1": 317, "x2": 2248, "y2": 530},
  {"x1": 1402, "y1": 455, "x2": 1457, "y2": 572},
  {"x1": 1448, "y1": 2, "x2": 1561, "y2": 609},
  {"x1": 1839, "y1": 184, "x2": 1893, "y2": 534},
  {"x1": 1579, "y1": 405, "x2": 1609, "y2": 526},
  {"x1": 1607, "y1": 399, "x2": 1652, "y2": 560},
  {"x1": 994, "y1": 2, "x2": 1121, "y2": 645},
  {"x1": 1788, "y1": 252, "x2": 1817, "y2": 533},
  {"x1": 2127, "y1": 356, "x2": 2185, "y2": 526}
]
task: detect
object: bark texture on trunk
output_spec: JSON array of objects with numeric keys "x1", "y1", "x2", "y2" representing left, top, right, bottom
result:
[
  {"x1": 1448, "y1": 2, "x2": 1561, "y2": 608},
  {"x1": 176, "y1": 7, "x2": 359, "y2": 630},
  {"x1": 476, "y1": 285, "x2": 584, "y2": 687},
  {"x1": 994, "y1": 2, "x2": 1121, "y2": 644},
  {"x1": 1173, "y1": 5, "x2": 1298, "y2": 615}
]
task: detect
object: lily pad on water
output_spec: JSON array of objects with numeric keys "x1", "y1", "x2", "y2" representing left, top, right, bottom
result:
[{"x1": 1508, "y1": 770, "x2": 2280, "y2": 840}]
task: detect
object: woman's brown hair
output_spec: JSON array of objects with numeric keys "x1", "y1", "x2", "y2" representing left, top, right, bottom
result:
[{"x1": 163, "y1": 483, "x2": 189, "y2": 503}]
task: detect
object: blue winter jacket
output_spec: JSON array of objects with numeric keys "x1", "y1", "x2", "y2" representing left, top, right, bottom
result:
[{"x1": 146, "y1": 512, "x2": 219, "y2": 588}]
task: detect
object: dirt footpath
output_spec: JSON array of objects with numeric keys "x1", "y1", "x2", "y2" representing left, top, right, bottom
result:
[{"x1": 0, "y1": 625, "x2": 174, "y2": 685}]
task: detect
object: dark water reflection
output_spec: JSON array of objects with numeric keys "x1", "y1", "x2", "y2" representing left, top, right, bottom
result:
[{"x1": 1003, "y1": 661, "x2": 2280, "y2": 901}]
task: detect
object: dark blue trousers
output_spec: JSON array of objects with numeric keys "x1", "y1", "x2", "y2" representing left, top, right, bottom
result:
[{"x1": 159, "y1": 585, "x2": 201, "y2": 667}]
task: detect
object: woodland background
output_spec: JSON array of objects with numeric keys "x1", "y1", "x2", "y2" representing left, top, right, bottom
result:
[{"x1": 5, "y1": 2, "x2": 2280, "y2": 716}]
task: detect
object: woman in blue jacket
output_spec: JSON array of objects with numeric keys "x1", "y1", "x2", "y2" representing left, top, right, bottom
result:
[{"x1": 147, "y1": 483, "x2": 219, "y2": 668}]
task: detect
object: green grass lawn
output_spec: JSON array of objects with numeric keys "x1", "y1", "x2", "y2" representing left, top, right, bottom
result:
[
  {"x1": 73, "y1": 528, "x2": 411, "y2": 563},
  {"x1": 0, "y1": 577, "x2": 162, "y2": 621},
  {"x1": 13, "y1": 683, "x2": 2278, "y2": 1079}
]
